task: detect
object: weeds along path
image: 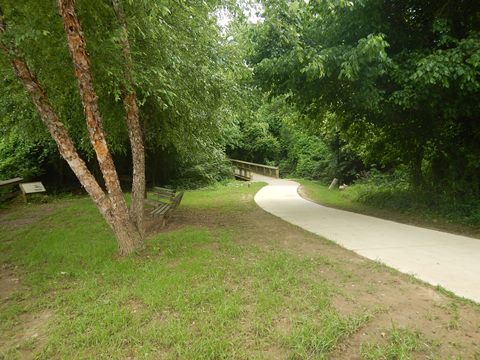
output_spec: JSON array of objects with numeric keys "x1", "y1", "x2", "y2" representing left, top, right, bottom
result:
[{"x1": 253, "y1": 175, "x2": 480, "y2": 303}]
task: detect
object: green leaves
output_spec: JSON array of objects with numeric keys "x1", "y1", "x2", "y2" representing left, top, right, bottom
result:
[
  {"x1": 339, "y1": 34, "x2": 389, "y2": 81},
  {"x1": 0, "y1": 0, "x2": 243, "y2": 186},
  {"x1": 411, "y1": 33, "x2": 480, "y2": 91},
  {"x1": 301, "y1": 53, "x2": 326, "y2": 80},
  {"x1": 247, "y1": 0, "x2": 480, "y2": 193}
]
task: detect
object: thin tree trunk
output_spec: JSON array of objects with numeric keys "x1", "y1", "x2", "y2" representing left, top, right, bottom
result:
[
  {"x1": 1, "y1": 4, "x2": 140, "y2": 255},
  {"x1": 0, "y1": 14, "x2": 115, "y2": 230},
  {"x1": 112, "y1": 0, "x2": 146, "y2": 239},
  {"x1": 410, "y1": 148, "x2": 425, "y2": 190},
  {"x1": 57, "y1": 0, "x2": 141, "y2": 254}
]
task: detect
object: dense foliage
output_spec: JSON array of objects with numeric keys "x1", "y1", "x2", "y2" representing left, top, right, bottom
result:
[
  {"x1": 0, "y1": 0, "x2": 237, "y2": 188},
  {"x1": 2, "y1": 0, "x2": 480, "y2": 206},
  {"x1": 246, "y1": 0, "x2": 480, "y2": 194}
]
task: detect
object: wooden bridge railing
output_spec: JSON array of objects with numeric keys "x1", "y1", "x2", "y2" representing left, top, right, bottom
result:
[{"x1": 230, "y1": 159, "x2": 280, "y2": 179}]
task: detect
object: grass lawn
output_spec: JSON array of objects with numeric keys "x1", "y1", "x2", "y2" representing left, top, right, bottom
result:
[
  {"x1": 1, "y1": 181, "x2": 480, "y2": 359},
  {"x1": 297, "y1": 179, "x2": 480, "y2": 239}
]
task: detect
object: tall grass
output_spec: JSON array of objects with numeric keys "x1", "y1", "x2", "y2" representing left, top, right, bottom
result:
[
  {"x1": 299, "y1": 171, "x2": 480, "y2": 236},
  {"x1": 350, "y1": 169, "x2": 480, "y2": 227}
]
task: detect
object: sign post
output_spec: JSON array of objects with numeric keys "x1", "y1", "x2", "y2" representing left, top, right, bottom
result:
[{"x1": 19, "y1": 182, "x2": 46, "y2": 203}]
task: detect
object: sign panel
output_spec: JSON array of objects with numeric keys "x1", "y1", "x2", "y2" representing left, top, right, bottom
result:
[{"x1": 20, "y1": 182, "x2": 46, "y2": 194}]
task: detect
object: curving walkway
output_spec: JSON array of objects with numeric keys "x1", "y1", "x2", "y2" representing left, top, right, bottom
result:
[{"x1": 253, "y1": 175, "x2": 480, "y2": 303}]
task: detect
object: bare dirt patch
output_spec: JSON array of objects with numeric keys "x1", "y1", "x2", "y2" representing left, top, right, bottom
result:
[
  {"x1": 162, "y1": 205, "x2": 480, "y2": 358},
  {"x1": 0, "y1": 264, "x2": 20, "y2": 301},
  {"x1": 0, "y1": 310, "x2": 52, "y2": 359},
  {"x1": 0, "y1": 203, "x2": 60, "y2": 232},
  {"x1": 127, "y1": 298, "x2": 148, "y2": 316}
]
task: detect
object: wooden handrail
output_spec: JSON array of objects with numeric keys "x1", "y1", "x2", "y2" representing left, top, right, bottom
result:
[
  {"x1": 230, "y1": 159, "x2": 278, "y2": 170},
  {"x1": 230, "y1": 159, "x2": 280, "y2": 178}
]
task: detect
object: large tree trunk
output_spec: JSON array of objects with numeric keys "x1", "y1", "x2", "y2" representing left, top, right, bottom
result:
[
  {"x1": 57, "y1": 0, "x2": 142, "y2": 253},
  {"x1": 1, "y1": 4, "x2": 140, "y2": 255},
  {"x1": 112, "y1": 0, "x2": 146, "y2": 239},
  {"x1": 0, "y1": 47, "x2": 113, "y2": 224},
  {"x1": 0, "y1": 9, "x2": 113, "y2": 222}
]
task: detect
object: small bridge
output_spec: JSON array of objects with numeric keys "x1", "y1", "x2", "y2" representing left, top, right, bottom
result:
[{"x1": 230, "y1": 159, "x2": 279, "y2": 181}]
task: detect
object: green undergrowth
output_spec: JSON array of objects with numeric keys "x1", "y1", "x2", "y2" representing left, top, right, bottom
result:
[
  {"x1": 0, "y1": 181, "x2": 375, "y2": 359},
  {"x1": 298, "y1": 179, "x2": 480, "y2": 238}
]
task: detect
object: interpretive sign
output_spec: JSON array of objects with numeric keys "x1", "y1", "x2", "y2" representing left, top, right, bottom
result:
[
  {"x1": 20, "y1": 182, "x2": 46, "y2": 194},
  {"x1": 19, "y1": 182, "x2": 46, "y2": 203}
]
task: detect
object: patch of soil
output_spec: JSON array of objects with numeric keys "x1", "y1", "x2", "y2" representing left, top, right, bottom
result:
[
  {"x1": 158, "y1": 205, "x2": 480, "y2": 358},
  {"x1": 0, "y1": 268, "x2": 55, "y2": 356},
  {"x1": 127, "y1": 298, "x2": 148, "y2": 316},
  {"x1": 0, "y1": 203, "x2": 60, "y2": 231},
  {"x1": 0, "y1": 310, "x2": 52, "y2": 359},
  {"x1": 0, "y1": 264, "x2": 20, "y2": 301}
]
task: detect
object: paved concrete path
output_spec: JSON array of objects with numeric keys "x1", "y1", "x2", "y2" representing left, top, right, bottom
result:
[{"x1": 252, "y1": 175, "x2": 480, "y2": 303}]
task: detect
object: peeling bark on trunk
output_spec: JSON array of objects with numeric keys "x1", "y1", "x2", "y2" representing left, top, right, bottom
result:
[
  {"x1": 56, "y1": 0, "x2": 122, "y2": 199},
  {"x1": 57, "y1": 0, "x2": 141, "y2": 254},
  {"x1": 112, "y1": 0, "x2": 146, "y2": 240},
  {"x1": 0, "y1": 18, "x2": 115, "y2": 230},
  {"x1": 1, "y1": 4, "x2": 141, "y2": 255},
  {"x1": 123, "y1": 93, "x2": 145, "y2": 239}
]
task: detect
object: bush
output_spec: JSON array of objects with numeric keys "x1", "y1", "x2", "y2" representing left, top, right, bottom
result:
[
  {"x1": 0, "y1": 129, "x2": 52, "y2": 180},
  {"x1": 348, "y1": 167, "x2": 480, "y2": 226},
  {"x1": 173, "y1": 152, "x2": 233, "y2": 189}
]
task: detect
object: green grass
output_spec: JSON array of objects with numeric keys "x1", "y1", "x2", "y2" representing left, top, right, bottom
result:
[
  {"x1": 179, "y1": 181, "x2": 263, "y2": 211},
  {"x1": 360, "y1": 326, "x2": 424, "y2": 360},
  {"x1": 4, "y1": 180, "x2": 479, "y2": 358},
  {"x1": 0, "y1": 181, "x2": 372, "y2": 359},
  {"x1": 297, "y1": 179, "x2": 480, "y2": 238},
  {"x1": 296, "y1": 179, "x2": 363, "y2": 210}
]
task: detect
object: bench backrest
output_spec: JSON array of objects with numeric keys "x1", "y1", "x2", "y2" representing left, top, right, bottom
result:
[
  {"x1": 153, "y1": 186, "x2": 176, "y2": 201},
  {"x1": 154, "y1": 186, "x2": 175, "y2": 195},
  {"x1": 171, "y1": 191, "x2": 184, "y2": 209},
  {"x1": 0, "y1": 177, "x2": 23, "y2": 187}
]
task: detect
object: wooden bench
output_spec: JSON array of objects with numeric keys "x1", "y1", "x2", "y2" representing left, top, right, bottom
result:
[
  {"x1": 153, "y1": 186, "x2": 176, "y2": 201},
  {"x1": 146, "y1": 187, "x2": 184, "y2": 225},
  {"x1": 145, "y1": 187, "x2": 175, "y2": 206},
  {"x1": 0, "y1": 177, "x2": 23, "y2": 202}
]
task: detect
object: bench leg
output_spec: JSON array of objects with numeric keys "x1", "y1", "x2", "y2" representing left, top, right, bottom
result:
[{"x1": 163, "y1": 209, "x2": 174, "y2": 227}]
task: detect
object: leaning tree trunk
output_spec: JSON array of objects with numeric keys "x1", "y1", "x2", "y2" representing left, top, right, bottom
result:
[
  {"x1": 112, "y1": 0, "x2": 146, "y2": 239},
  {"x1": 0, "y1": 4, "x2": 141, "y2": 255},
  {"x1": 0, "y1": 12, "x2": 124, "y2": 243},
  {"x1": 57, "y1": 0, "x2": 142, "y2": 254},
  {"x1": 0, "y1": 46, "x2": 114, "y2": 227}
]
